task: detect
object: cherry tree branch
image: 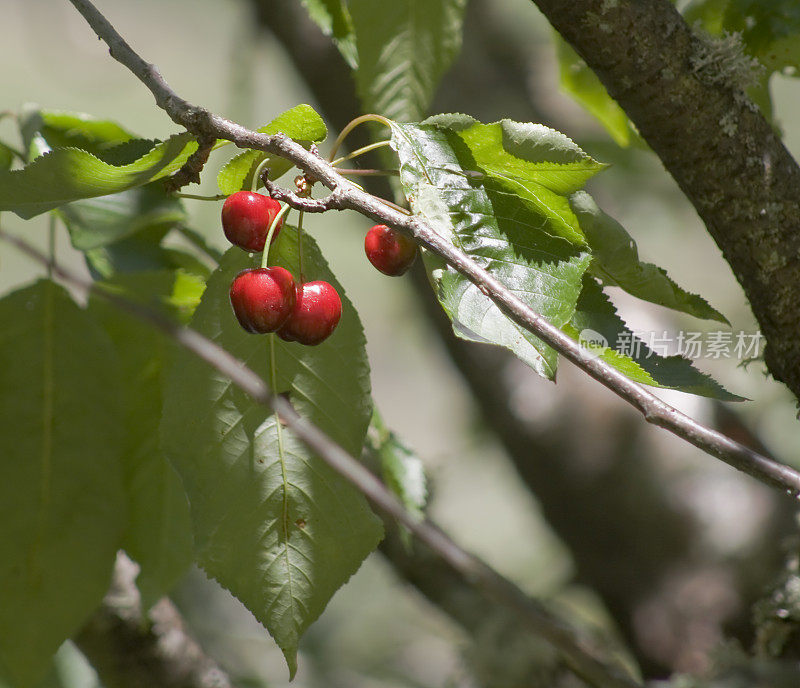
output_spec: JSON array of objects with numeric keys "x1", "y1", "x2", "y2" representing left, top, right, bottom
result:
[
  {"x1": 0, "y1": 228, "x2": 640, "y2": 688},
  {"x1": 65, "y1": 0, "x2": 800, "y2": 496},
  {"x1": 74, "y1": 554, "x2": 232, "y2": 688}
]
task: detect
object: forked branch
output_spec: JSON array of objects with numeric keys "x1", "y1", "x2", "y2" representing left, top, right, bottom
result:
[
  {"x1": 65, "y1": 0, "x2": 800, "y2": 495},
  {"x1": 0, "y1": 228, "x2": 640, "y2": 688}
]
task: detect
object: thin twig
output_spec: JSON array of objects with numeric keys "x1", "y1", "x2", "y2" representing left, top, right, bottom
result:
[
  {"x1": 327, "y1": 114, "x2": 393, "y2": 163},
  {"x1": 63, "y1": 0, "x2": 800, "y2": 495},
  {"x1": 331, "y1": 139, "x2": 393, "y2": 166},
  {"x1": 261, "y1": 177, "x2": 347, "y2": 213},
  {"x1": 296, "y1": 211, "x2": 305, "y2": 280},
  {"x1": 0, "y1": 227, "x2": 640, "y2": 688}
]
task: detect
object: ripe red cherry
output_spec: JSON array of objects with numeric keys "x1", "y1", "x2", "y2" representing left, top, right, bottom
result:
[
  {"x1": 229, "y1": 267, "x2": 296, "y2": 334},
  {"x1": 221, "y1": 191, "x2": 283, "y2": 252},
  {"x1": 364, "y1": 224, "x2": 417, "y2": 276},
  {"x1": 277, "y1": 281, "x2": 342, "y2": 345}
]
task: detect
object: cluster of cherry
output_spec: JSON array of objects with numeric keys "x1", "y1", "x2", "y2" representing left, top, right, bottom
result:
[{"x1": 223, "y1": 191, "x2": 417, "y2": 346}]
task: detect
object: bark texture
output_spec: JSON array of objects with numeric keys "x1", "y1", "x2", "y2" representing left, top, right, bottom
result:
[{"x1": 74, "y1": 555, "x2": 232, "y2": 688}]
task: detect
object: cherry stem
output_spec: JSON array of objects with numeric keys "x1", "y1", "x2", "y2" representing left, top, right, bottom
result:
[
  {"x1": 331, "y1": 140, "x2": 392, "y2": 167},
  {"x1": 296, "y1": 211, "x2": 305, "y2": 281},
  {"x1": 173, "y1": 192, "x2": 228, "y2": 201},
  {"x1": 251, "y1": 156, "x2": 272, "y2": 192},
  {"x1": 261, "y1": 204, "x2": 290, "y2": 269},
  {"x1": 328, "y1": 114, "x2": 392, "y2": 164},
  {"x1": 336, "y1": 168, "x2": 399, "y2": 177}
]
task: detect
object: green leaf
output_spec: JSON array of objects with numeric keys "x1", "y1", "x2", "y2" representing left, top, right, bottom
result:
[
  {"x1": 19, "y1": 108, "x2": 136, "y2": 159},
  {"x1": 84, "y1": 225, "x2": 211, "y2": 281},
  {"x1": 423, "y1": 114, "x2": 606, "y2": 239},
  {"x1": 0, "y1": 281, "x2": 126, "y2": 687},
  {"x1": 564, "y1": 278, "x2": 742, "y2": 400},
  {"x1": 349, "y1": 0, "x2": 467, "y2": 121},
  {"x1": 300, "y1": 0, "x2": 358, "y2": 68},
  {"x1": 688, "y1": 0, "x2": 800, "y2": 73},
  {"x1": 555, "y1": 37, "x2": 639, "y2": 147},
  {"x1": 217, "y1": 104, "x2": 328, "y2": 195},
  {"x1": 367, "y1": 411, "x2": 426, "y2": 547},
  {"x1": 17, "y1": 108, "x2": 157, "y2": 170},
  {"x1": 570, "y1": 191, "x2": 728, "y2": 323},
  {"x1": 0, "y1": 133, "x2": 198, "y2": 219},
  {"x1": 59, "y1": 182, "x2": 186, "y2": 251},
  {"x1": 160, "y1": 235, "x2": 382, "y2": 677},
  {"x1": 390, "y1": 118, "x2": 595, "y2": 378},
  {"x1": 168, "y1": 270, "x2": 208, "y2": 322},
  {"x1": 684, "y1": 0, "x2": 730, "y2": 33},
  {"x1": 89, "y1": 272, "x2": 198, "y2": 609}
]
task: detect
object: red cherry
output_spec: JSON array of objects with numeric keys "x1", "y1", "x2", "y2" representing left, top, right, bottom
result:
[
  {"x1": 221, "y1": 191, "x2": 283, "y2": 252},
  {"x1": 364, "y1": 224, "x2": 417, "y2": 276},
  {"x1": 229, "y1": 267, "x2": 296, "y2": 334},
  {"x1": 277, "y1": 281, "x2": 342, "y2": 345}
]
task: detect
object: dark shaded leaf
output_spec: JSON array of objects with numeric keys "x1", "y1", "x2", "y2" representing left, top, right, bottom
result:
[
  {"x1": 349, "y1": 0, "x2": 467, "y2": 121},
  {"x1": 59, "y1": 182, "x2": 186, "y2": 251},
  {"x1": 0, "y1": 281, "x2": 125, "y2": 686},
  {"x1": 89, "y1": 272, "x2": 200, "y2": 608},
  {"x1": 299, "y1": 0, "x2": 358, "y2": 68}
]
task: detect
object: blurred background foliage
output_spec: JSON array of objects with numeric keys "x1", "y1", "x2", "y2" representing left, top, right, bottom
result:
[{"x1": 2, "y1": 0, "x2": 800, "y2": 685}]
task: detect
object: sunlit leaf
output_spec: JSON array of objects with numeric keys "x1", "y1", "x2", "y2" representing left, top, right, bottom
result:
[
  {"x1": 554, "y1": 37, "x2": 639, "y2": 147},
  {"x1": 217, "y1": 104, "x2": 327, "y2": 195},
  {"x1": 19, "y1": 108, "x2": 136, "y2": 158},
  {"x1": 0, "y1": 133, "x2": 198, "y2": 219},
  {"x1": 391, "y1": 118, "x2": 596, "y2": 378}
]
